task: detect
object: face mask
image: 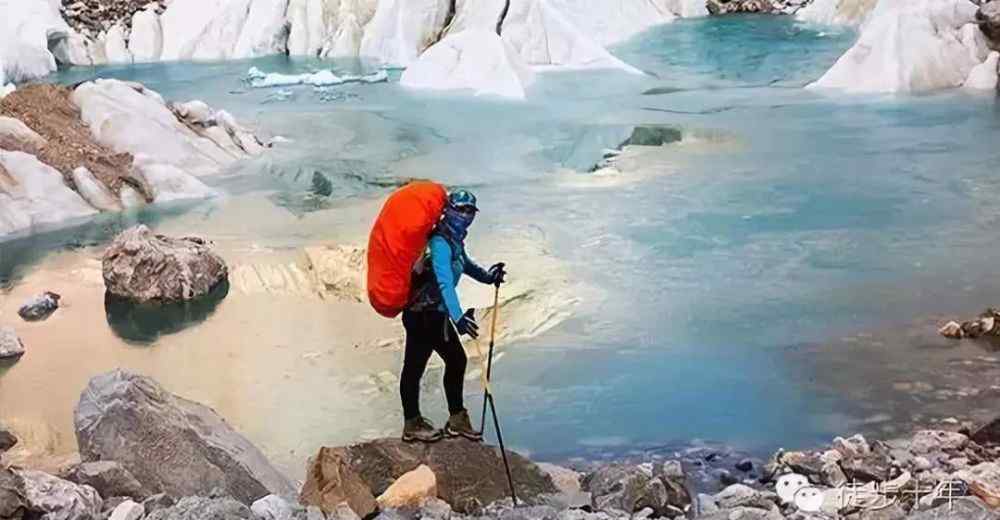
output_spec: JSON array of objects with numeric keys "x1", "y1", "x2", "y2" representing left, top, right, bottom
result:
[{"x1": 440, "y1": 206, "x2": 475, "y2": 241}]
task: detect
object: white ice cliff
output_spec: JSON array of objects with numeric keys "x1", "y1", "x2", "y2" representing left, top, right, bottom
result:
[{"x1": 809, "y1": 0, "x2": 992, "y2": 93}]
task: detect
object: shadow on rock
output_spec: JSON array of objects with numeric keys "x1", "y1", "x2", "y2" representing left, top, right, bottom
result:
[{"x1": 103, "y1": 281, "x2": 230, "y2": 344}]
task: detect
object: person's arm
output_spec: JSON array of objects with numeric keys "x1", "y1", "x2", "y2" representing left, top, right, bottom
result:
[
  {"x1": 429, "y1": 236, "x2": 464, "y2": 323},
  {"x1": 463, "y1": 251, "x2": 493, "y2": 284}
]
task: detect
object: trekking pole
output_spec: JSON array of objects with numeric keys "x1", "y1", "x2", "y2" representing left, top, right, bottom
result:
[
  {"x1": 480, "y1": 284, "x2": 501, "y2": 434},
  {"x1": 477, "y1": 283, "x2": 517, "y2": 506}
]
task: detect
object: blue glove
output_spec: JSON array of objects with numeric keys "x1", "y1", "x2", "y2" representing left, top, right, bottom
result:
[
  {"x1": 488, "y1": 262, "x2": 507, "y2": 286},
  {"x1": 455, "y1": 309, "x2": 479, "y2": 339}
]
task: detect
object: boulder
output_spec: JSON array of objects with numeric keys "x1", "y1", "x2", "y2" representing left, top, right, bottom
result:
[
  {"x1": 108, "y1": 500, "x2": 145, "y2": 520},
  {"x1": 16, "y1": 470, "x2": 102, "y2": 520},
  {"x1": 0, "y1": 424, "x2": 16, "y2": 453},
  {"x1": 102, "y1": 225, "x2": 228, "y2": 303},
  {"x1": 583, "y1": 464, "x2": 690, "y2": 516},
  {"x1": 60, "y1": 461, "x2": 149, "y2": 501},
  {"x1": 911, "y1": 430, "x2": 969, "y2": 454},
  {"x1": 0, "y1": 467, "x2": 30, "y2": 520},
  {"x1": 308, "y1": 438, "x2": 557, "y2": 514},
  {"x1": 0, "y1": 328, "x2": 25, "y2": 360},
  {"x1": 714, "y1": 484, "x2": 777, "y2": 510},
  {"x1": 17, "y1": 292, "x2": 60, "y2": 321},
  {"x1": 74, "y1": 370, "x2": 295, "y2": 504},
  {"x1": 377, "y1": 465, "x2": 438, "y2": 510},
  {"x1": 250, "y1": 494, "x2": 295, "y2": 520},
  {"x1": 973, "y1": 416, "x2": 1000, "y2": 445},
  {"x1": 841, "y1": 454, "x2": 891, "y2": 483},
  {"x1": 142, "y1": 493, "x2": 176, "y2": 515},
  {"x1": 978, "y1": 1, "x2": 1000, "y2": 44},
  {"x1": 145, "y1": 496, "x2": 254, "y2": 520},
  {"x1": 298, "y1": 447, "x2": 379, "y2": 518}
]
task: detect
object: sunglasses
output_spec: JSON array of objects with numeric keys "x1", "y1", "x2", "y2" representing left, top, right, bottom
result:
[{"x1": 453, "y1": 205, "x2": 478, "y2": 215}]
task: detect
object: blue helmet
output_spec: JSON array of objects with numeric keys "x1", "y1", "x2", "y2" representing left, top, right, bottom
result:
[{"x1": 448, "y1": 189, "x2": 478, "y2": 212}]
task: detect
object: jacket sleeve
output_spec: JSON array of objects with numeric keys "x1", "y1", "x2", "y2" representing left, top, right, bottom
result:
[
  {"x1": 463, "y1": 252, "x2": 493, "y2": 284},
  {"x1": 429, "y1": 236, "x2": 464, "y2": 322}
]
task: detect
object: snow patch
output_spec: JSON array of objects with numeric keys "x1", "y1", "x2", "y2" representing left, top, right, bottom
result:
[{"x1": 400, "y1": 29, "x2": 536, "y2": 100}]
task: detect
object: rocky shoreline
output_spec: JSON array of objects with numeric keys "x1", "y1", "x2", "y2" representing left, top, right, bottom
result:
[{"x1": 4, "y1": 366, "x2": 1000, "y2": 520}]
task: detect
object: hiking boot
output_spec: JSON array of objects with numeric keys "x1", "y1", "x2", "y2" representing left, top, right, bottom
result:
[
  {"x1": 402, "y1": 416, "x2": 443, "y2": 443},
  {"x1": 445, "y1": 409, "x2": 483, "y2": 441}
]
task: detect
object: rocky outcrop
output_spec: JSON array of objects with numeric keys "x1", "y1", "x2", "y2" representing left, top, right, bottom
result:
[
  {"x1": 73, "y1": 370, "x2": 295, "y2": 504},
  {"x1": 60, "y1": 461, "x2": 150, "y2": 501},
  {"x1": 304, "y1": 438, "x2": 557, "y2": 514},
  {"x1": 0, "y1": 327, "x2": 25, "y2": 360},
  {"x1": 102, "y1": 226, "x2": 229, "y2": 303}
]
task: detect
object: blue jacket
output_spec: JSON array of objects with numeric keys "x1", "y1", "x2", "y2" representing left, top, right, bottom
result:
[{"x1": 409, "y1": 233, "x2": 491, "y2": 322}]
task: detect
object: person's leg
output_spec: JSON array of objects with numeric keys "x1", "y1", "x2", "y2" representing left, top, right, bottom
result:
[
  {"x1": 400, "y1": 311, "x2": 435, "y2": 426},
  {"x1": 432, "y1": 311, "x2": 483, "y2": 441}
]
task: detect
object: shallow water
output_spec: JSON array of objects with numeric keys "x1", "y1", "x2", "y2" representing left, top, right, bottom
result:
[{"x1": 5, "y1": 16, "x2": 1000, "y2": 474}]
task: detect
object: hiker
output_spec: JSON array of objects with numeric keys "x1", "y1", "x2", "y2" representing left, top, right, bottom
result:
[{"x1": 400, "y1": 189, "x2": 506, "y2": 443}]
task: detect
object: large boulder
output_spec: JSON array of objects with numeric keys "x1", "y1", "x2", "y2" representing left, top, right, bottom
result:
[
  {"x1": 299, "y1": 448, "x2": 378, "y2": 518},
  {"x1": 102, "y1": 225, "x2": 228, "y2": 303},
  {"x1": 74, "y1": 370, "x2": 295, "y2": 504},
  {"x1": 0, "y1": 468, "x2": 30, "y2": 520},
  {"x1": 15, "y1": 470, "x2": 102, "y2": 520},
  {"x1": 305, "y1": 438, "x2": 557, "y2": 514},
  {"x1": 60, "y1": 461, "x2": 150, "y2": 501},
  {"x1": 583, "y1": 463, "x2": 691, "y2": 516}
]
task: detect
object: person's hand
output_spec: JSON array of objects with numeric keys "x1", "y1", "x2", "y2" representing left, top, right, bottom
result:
[
  {"x1": 488, "y1": 262, "x2": 507, "y2": 286},
  {"x1": 456, "y1": 309, "x2": 479, "y2": 339}
]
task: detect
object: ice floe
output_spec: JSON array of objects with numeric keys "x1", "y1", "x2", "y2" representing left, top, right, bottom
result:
[
  {"x1": 400, "y1": 29, "x2": 536, "y2": 100},
  {"x1": 809, "y1": 0, "x2": 988, "y2": 93},
  {"x1": 246, "y1": 66, "x2": 389, "y2": 88}
]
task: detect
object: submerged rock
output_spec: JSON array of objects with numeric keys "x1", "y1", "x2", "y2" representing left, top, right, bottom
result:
[
  {"x1": 16, "y1": 470, "x2": 102, "y2": 520},
  {"x1": 17, "y1": 291, "x2": 60, "y2": 321},
  {"x1": 74, "y1": 370, "x2": 295, "y2": 504},
  {"x1": 60, "y1": 461, "x2": 150, "y2": 501},
  {"x1": 0, "y1": 327, "x2": 25, "y2": 360},
  {"x1": 306, "y1": 438, "x2": 557, "y2": 514},
  {"x1": 621, "y1": 126, "x2": 683, "y2": 147},
  {"x1": 102, "y1": 225, "x2": 228, "y2": 303},
  {"x1": 939, "y1": 308, "x2": 1000, "y2": 339}
]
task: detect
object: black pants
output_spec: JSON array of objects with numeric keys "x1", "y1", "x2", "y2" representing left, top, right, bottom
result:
[{"x1": 400, "y1": 310, "x2": 468, "y2": 421}]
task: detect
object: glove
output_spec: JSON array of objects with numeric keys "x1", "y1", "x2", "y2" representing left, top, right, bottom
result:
[
  {"x1": 455, "y1": 309, "x2": 479, "y2": 339},
  {"x1": 488, "y1": 262, "x2": 507, "y2": 286}
]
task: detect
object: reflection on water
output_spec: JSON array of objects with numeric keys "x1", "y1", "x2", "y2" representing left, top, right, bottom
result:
[{"x1": 104, "y1": 281, "x2": 231, "y2": 344}]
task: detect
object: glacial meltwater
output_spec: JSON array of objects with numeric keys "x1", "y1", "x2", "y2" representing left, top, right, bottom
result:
[{"x1": 5, "y1": 16, "x2": 1000, "y2": 476}]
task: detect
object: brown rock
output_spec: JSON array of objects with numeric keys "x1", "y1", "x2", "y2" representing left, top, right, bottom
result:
[
  {"x1": 102, "y1": 225, "x2": 229, "y2": 303},
  {"x1": 311, "y1": 438, "x2": 557, "y2": 514},
  {"x1": 971, "y1": 417, "x2": 1000, "y2": 446},
  {"x1": 300, "y1": 447, "x2": 378, "y2": 518}
]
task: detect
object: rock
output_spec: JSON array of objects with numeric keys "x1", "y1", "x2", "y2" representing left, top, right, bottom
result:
[
  {"x1": 0, "y1": 467, "x2": 30, "y2": 520},
  {"x1": 833, "y1": 435, "x2": 870, "y2": 458},
  {"x1": 536, "y1": 463, "x2": 587, "y2": 508},
  {"x1": 0, "y1": 328, "x2": 25, "y2": 360},
  {"x1": 326, "y1": 502, "x2": 363, "y2": 520},
  {"x1": 377, "y1": 465, "x2": 438, "y2": 510},
  {"x1": 74, "y1": 370, "x2": 295, "y2": 504},
  {"x1": 102, "y1": 225, "x2": 229, "y2": 303},
  {"x1": 17, "y1": 291, "x2": 60, "y2": 321},
  {"x1": 713, "y1": 469, "x2": 738, "y2": 486},
  {"x1": 714, "y1": 484, "x2": 776, "y2": 510},
  {"x1": 145, "y1": 496, "x2": 254, "y2": 520},
  {"x1": 779, "y1": 452, "x2": 825, "y2": 482},
  {"x1": 16, "y1": 470, "x2": 102, "y2": 520},
  {"x1": 61, "y1": 461, "x2": 149, "y2": 500},
  {"x1": 841, "y1": 454, "x2": 891, "y2": 483},
  {"x1": 661, "y1": 461, "x2": 685, "y2": 480},
  {"x1": 909, "y1": 496, "x2": 994, "y2": 520},
  {"x1": 250, "y1": 494, "x2": 294, "y2": 520},
  {"x1": 299, "y1": 447, "x2": 378, "y2": 518},
  {"x1": 621, "y1": 126, "x2": 683, "y2": 147},
  {"x1": 953, "y1": 462, "x2": 1000, "y2": 496},
  {"x1": 698, "y1": 506, "x2": 783, "y2": 520},
  {"x1": 0, "y1": 424, "x2": 16, "y2": 453},
  {"x1": 939, "y1": 320, "x2": 964, "y2": 338},
  {"x1": 584, "y1": 464, "x2": 689, "y2": 516},
  {"x1": 141, "y1": 493, "x2": 175, "y2": 515},
  {"x1": 319, "y1": 438, "x2": 557, "y2": 514},
  {"x1": 108, "y1": 500, "x2": 144, "y2": 520},
  {"x1": 978, "y1": 0, "x2": 1000, "y2": 43},
  {"x1": 911, "y1": 430, "x2": 969, "y2": 454},
  {"x1": 735, "y1": 459, "x2": 754, "y2": 473},
  {"x1": 416, "y1": 497, "x2": 453, "y2": 520},
  {"x1": 971, "y1": 416, "x2": 1000, "y2": 445}
]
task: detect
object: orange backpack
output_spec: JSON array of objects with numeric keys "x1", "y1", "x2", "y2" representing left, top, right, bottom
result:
[{"x1": 366, "y1": 181, "x2": 448, "y2": 318}]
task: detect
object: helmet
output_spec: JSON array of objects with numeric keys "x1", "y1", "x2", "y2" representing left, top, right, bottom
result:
[{"x1": 447, "y1": 189, "x2": 478, "y2": 212}]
